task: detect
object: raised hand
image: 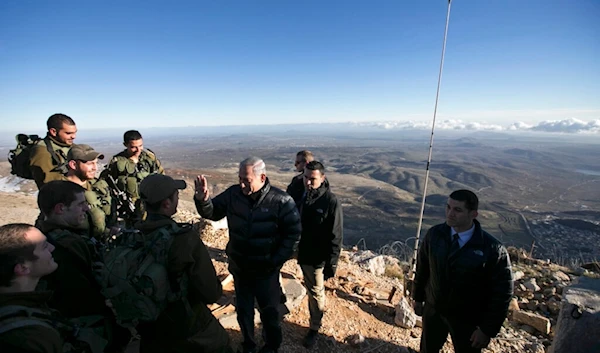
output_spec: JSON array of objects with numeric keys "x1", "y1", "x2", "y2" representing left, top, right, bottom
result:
[{"x1": 194, "y1": 175, "x2": 210, "y2": 201}]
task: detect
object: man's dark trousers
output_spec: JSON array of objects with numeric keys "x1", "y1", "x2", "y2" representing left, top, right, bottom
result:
[
  {"x1": 420, "y1": 304, "x2": 481, "y2": 353},
  {"x1": 233, "y1": 270, "x2": 282, "y2": 352}
]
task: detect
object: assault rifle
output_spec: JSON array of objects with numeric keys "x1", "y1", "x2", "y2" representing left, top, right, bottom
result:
[{"x1": 104, "y1": 173, "x2": 135, "y2": 221}]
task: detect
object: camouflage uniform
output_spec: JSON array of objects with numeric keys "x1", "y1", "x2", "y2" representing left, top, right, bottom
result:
[
  {"x1": 29, "y1": 136, "x2": 70, "y2": 189},
  {"x1": 83, "y1": 178, "x2": 116, "y2": 240},
  {"x1": 103, "y1": 149, "x2": 164, "y2": 224}
]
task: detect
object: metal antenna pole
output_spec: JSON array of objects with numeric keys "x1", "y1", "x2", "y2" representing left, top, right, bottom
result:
[{"x1": 408, "y1": 0, "x2": 453, "y2": 282}]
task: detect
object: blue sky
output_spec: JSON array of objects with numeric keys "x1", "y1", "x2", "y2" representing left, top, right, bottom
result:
[{"x1": 0, "y1": 0, "x2": 598, "y2": 131}]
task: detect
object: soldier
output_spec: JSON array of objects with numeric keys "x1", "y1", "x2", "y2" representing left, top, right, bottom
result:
[
  {"x1": 103, "y1": 130, "x2": 164, "y2": 224},
  {"x1": 36, "y1": 181, "x2": 129, "y2": 352},
  {"x1": 195, "y1": 157, "x2": 302, "y2": 353},
  {"x1": 29, "y1": 113, "x2": 77, "y2": 189},
  {"x1": 296, "y1": 161, "x2": 343, "y2": 348},
  {"x1": 65, "y1": 144, "x2": 115, "y2": 239},
  {"x1": 286, "y1": 150, "x2": 314, "y2": 205},
  {"x1": 0, "y1": 223, "x2": 62, "y2": 352},
  {"x1": 135, "y1": 174, "x2": 233, "y2": 353}
]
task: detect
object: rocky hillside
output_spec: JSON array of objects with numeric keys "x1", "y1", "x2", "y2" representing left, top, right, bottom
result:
[
  {"x1": 173, "y1": 209, "x2": 599, "y2": 353},
  {"x1": 0, "y1": 182, "x2": 597, "y2": 352}
]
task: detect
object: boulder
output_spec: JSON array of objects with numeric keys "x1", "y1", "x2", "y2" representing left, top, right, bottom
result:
[
  {"x1": 394, "y1": 297, "x2": 417, "y2": 329},
  {"x1": 513, "y1": 311, "x2": 551, "y2": 334},
  {"x1": 549, "y1": 276, "x2": 600, "y2": 353}
]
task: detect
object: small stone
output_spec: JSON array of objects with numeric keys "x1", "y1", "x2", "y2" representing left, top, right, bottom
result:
[
  {"x1": 543, "y1": 287, "x2": 556, "y2": 297},
  {"x1": 513, "y1": 270, "x2": 525, "y2": 281},
  {"x1": 508, "y1": 298, "x2": 520, "y2": 312},
  {"x1": 524, "y1": 278, "x2": 541, "y2": 292},
  {"x1": 346, "y1": 333, "x2": 365, "y2": 346},
  {"x1": 551, "y1": 271, "x2": 570, "y2": 282}
]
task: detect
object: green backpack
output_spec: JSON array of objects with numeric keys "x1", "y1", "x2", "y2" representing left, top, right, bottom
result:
[
  {"x1": 99, "y1": 223, "x2": 189, "y2": 328},
  {"x1": 8, "y1": 134, "x2": 66, "y2": 180},
  {"x1": 0, "y1": 305, "x2": 107, "y2": 353}
]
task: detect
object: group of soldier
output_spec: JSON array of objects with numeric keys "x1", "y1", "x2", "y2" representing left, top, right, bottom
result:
[
  {"x1": 0, "y1": 114, "x2": 344, "y2": 353},
  {"x1": 0, "y1": 113, "x2": 514, "y2": 353}
]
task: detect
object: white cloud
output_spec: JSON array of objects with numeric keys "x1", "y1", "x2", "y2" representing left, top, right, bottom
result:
[{"x1": 354, "y1": 118, "x2": 600, "y2": 134}]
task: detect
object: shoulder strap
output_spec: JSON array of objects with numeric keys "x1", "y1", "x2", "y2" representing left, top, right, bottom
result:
[{"x1": 42, "y1": 137, "x2": 63, "y2": 166}]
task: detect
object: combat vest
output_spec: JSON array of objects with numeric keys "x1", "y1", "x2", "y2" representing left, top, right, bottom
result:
[
  {"x1": 108, "y1": 149, "x2": 162, "y2": 201},
  {"x1": 0, "y1": 305, "x2": 107, "y2": 353},
  {"x1": 83, "y1": 179, "x2": 117, "y2": 240},
  {"x1": 99, "y1": 222, "x2": 190, "y2": 328}
]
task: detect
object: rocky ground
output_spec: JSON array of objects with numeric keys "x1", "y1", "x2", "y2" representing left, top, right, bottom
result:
[
  {"x1": 0, "y1": 183, "x2": 597, "y2": 353},
  {"x1": 175, "y1": 208, "x2": 598, "y2": 353}
]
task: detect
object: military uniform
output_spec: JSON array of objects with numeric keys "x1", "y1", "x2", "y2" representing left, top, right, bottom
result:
[
  {"x1": 36, "y1": 220, "x2": 106, "y2": 317},
  {"x1": 0, "y1": 291, "x2": 63, "y2": 353},
  {"x1": 103, "y1": 149, "x2": 164, "y2": 224},
  {"x1": 82, "y1": 178, "x2": 116, "y2": 240},
  {"x1": 135, "y1": 214, "x2": 233, "y2": 353},
  {"x1": 29, "y1": 136, "x2": 70, "y2": 189},
  {"x1": 36, "y1": 220, "x2": 130, "y2": 352}
]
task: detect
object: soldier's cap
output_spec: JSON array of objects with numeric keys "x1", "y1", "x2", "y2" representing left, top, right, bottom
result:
[
  {"x1": 67, "y1": 144, "x2": 104, "y2": 161},
  {"x1": 140, "y1": 174, "x2": 187, "y2": 204}
]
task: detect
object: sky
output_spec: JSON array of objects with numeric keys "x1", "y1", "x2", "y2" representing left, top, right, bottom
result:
[{"x1": 0, "y1": 0, "x2": 598, "y2": 131}]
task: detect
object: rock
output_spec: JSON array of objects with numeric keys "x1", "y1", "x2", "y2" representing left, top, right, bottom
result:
[
  {"x1": 547, "y1": 298, "x2": 560, "y2": 315},
  {"x1": 526, "y1": 342, "x2": 546, "y2": 353},
  {"x1": 280, "y1": 277, "x2": 307, "y2": 317},
  {"x1": 521, "y1": 324, "x2": 537, "y2": 335},
  {"x1": 551, "y1": 271, "x2": 570, "y2": 282},
  {"x1": 513, "y1": 311, "x2": 551, "y2": 334},
  {"x1": 350, "y1": 251, "x2": 387, "y2": 276},
  {"x1": 527, "y1": 300, "x2": 539, "y2": 311},
  {"x1": 394, "y1": 297, "x2": 417, "y2": 329},
  {"x1": 549, "y1": 276, "x2": 600, "y2": 353},
  {"x1": 518, "y1": 283, "x2": 527, "y2": 292},
  {"x1": 524, "y1": 278, "x2": 541, "y2": 292},
  {"x1": 544, "y1": 287, "x2": 557, "y2": 297},
  {"x1": 513, "y1": 270, "x2": 525, "y2": 281},
  {"x1": 508, "y1": 297, "x2": 520, "y2": 312},
  {"x1": 534, "y1": 293, "x2": 544, "y2": 300},
  {"x1": 346, "y1": 333, "x2": 365, "y2": 346}
]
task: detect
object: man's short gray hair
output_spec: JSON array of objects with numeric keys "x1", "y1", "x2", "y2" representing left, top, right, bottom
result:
[{"x1": 239, "y1": 156, "x2": 267, "y2": 177}]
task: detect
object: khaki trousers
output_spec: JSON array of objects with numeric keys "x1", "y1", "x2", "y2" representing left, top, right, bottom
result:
[{"x1": 300, "y1": 265, "x2": 325, "y2": 331}]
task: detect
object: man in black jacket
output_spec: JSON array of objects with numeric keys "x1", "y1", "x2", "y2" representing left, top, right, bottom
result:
[
  {"x1": 286, "y1": 150, "x2": 314, "y2": 205},
  {"x1": 412, "y1": 189, "x2": 513, "y2": 353},
  {"x1": 296, "y1": 161, "x2": 343, "y2": 348},
  {"x1": 195, "y1": 157, "x2": 301, "y2": 353}
]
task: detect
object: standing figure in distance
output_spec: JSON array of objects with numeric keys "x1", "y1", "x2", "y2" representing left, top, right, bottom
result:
[{"x1": 286, "y1": 150, "x2": 314, "y2": 206}]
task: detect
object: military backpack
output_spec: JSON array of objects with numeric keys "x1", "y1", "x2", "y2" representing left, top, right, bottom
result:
[
  {"x1": 8, "y1": 134, "x2": 67, "y2": 179},
  {"x1": 99, "y1": 223, "x2": 190, "y2": 328}
]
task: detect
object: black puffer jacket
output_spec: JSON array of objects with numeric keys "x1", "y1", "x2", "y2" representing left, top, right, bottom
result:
[
  {"x1": 297, "y1": 180, "x2": 343, "y2": 270},
  {"x1": 412, "y1": 219, "x2": 513, "y2": 337},
  {"x1": 195, "y1": 179, "x2": 302, "y2": 276},
  {"x1": 286, "y1": 174, "x2": 305, "y2": 206}
]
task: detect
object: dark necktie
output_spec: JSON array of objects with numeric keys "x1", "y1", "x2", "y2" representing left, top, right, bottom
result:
[{"x1": 449, "y1": 233, "x2": 460, "y2": 257}]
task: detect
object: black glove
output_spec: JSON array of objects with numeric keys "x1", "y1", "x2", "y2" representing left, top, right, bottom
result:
[{"x1": 323, "y1": 265, "x2": 336, "y2": 280}]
